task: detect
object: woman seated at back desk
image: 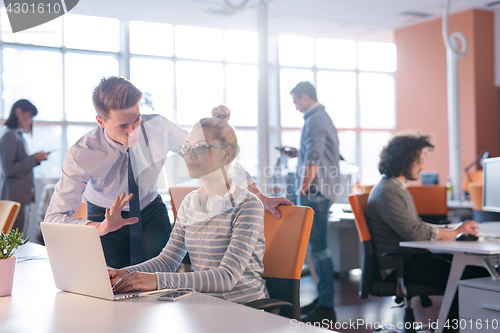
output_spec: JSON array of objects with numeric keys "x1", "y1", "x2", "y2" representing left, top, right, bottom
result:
[{"x1": 109, "y1": 105, "x2": 268, "y2": 304}]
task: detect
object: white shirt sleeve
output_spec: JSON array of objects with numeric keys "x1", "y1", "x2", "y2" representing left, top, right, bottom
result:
[{"x1": 44, "y1": 148, "x2": 90, "y2": 225}]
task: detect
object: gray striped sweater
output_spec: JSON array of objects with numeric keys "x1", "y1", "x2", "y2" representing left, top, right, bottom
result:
[{"x1": 127, "y1": 189, "x2": 269, "y2": 303}]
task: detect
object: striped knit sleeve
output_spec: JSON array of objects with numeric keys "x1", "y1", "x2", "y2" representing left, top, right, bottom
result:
[
  {"x1": 155, "y1": 196, "x2": 264, "y2": 292},
  {"x1": 125, "y1": 202, "x2": 189, "y2": 275}
]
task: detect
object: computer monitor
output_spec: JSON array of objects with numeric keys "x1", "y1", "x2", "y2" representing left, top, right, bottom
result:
[
  {"x1": 421, "y1": 171, "x2": 439, "y2": 185},
  {"x1": 482, "y1": 157, "x2": 500, "y2": 212}
]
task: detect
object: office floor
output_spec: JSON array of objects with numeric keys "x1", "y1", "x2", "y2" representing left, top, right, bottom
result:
[{"x1": 300, "y1": 271, "x2": 444, "y2": 333}]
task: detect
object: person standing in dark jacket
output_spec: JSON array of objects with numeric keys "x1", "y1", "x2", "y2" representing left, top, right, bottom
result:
[{"x1": 0, "y1": 99, "x2": 50, "y2": 233}]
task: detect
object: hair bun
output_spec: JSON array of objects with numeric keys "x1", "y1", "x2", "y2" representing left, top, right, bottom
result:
[{"x1": 211, "y1": 105, "x2": 231, "y2": 121}]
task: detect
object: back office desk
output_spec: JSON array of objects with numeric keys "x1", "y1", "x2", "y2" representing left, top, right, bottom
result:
[
  {"x1": 328, "y1": 204, "x2": 360, "y2": 274},
  {"x1": 0, "y1": 243, "x2": 332, "y2": 333},
  {"x1": 401, "y1": 222, "x2": 500, "y2": 333},
  {"x1": 328, "y1": 199, "x2": 476, "y2": 275}
]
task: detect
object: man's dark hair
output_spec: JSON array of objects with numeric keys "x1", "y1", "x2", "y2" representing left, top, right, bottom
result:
[
  {"x1": 290, "y1": 81, "x2": 318, "y2": 101},
  {"x1": 378, "y1": 131, "x2": 434, "y2": 178},
  {"x1": 5, "y1": 99, "x2": 38, "y2": 132}
]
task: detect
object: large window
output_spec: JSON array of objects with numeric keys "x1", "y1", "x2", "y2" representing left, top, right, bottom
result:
[
  {"x1": 128, "y1": 21, "x2": 259, "y2": 178},
  {"x1": 278, "y1": 36, "x2": 397, "y2": 185},
  {"x1": 0, "y1": 13, "x2": 259, "y2": 183},
  {"x1": 0, "y1": 10, "x2": 397, "y2": 188},
  {"x1": 1, "y1": 12, "x2": 120, "y2": 178},
  {"x1": 2, "y1": 47, "x2": 63, "y2": 122}
]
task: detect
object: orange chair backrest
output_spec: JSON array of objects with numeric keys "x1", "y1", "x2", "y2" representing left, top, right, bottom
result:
[
  {"x1": 348, "y1": 193, "x2": 371, "y2": 242},
  {"x1": 407, "y1": 186, "x2": 447, "y2": 215},
  {"x1": 169, "y1": 186, "x2": 199, "y2": 221},
  {"x1": 363, "y1": 185, "x2": 374, "y2": 193},
  {"x1": 468, "y1": 182, "x2": 483, "y2": 210},
  {"x1": 463, "y1": 170, "x2": 484, "y2": 192},
  {"x1": 73, "y1": 202, "x2": 87, "y2": 219},
  {"x1": 352, "y1": 184, "x2": 374, "y2": 194},
  {"x1": 0, "y1": 200, "x2": 21, "y2": 233},
  {"x1": 262, "y1": 206, "x2": 314, "y2": 280}
]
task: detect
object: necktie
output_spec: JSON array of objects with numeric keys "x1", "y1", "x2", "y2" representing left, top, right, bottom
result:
[{"x1": 128, "y1": 149, "x2": 143, "y2": 265}]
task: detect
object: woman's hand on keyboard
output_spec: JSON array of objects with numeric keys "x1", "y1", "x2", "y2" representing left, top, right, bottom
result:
[
  {"x1": 111, "y1": 271, "x2": 158, "y2": 293},
  {"x1": 108, "y1": 268, "x2": 129, "y2": 286}
]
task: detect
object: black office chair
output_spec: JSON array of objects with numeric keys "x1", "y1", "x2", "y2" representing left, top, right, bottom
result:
[{"x1": 349, "y1": 193, "x2": 445, "y2": 333}]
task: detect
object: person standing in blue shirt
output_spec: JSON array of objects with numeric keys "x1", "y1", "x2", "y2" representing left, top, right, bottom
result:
[{"x1": 283, "y1": 81, "x2": 340, "y2": 324}]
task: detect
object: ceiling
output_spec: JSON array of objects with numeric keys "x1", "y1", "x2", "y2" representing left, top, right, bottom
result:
[{"x1": 71, "y1": 0, "x2": 500, "y2": 42}]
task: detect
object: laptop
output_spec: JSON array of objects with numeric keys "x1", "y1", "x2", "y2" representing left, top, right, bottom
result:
[{"x1": 40, "y1": 222, "x2": 166, "y2": 300}]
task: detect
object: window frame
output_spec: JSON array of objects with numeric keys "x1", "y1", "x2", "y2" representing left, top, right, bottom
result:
[{"x1": 0, "y1": 17, "x2": 260, "y2": 182}]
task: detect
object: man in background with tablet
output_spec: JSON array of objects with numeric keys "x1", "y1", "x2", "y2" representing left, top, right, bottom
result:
[{"x1": 283, "y1": 81, "x2": 340, "y2": 324}]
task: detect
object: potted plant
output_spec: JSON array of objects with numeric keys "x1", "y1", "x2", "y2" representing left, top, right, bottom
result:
[{"x1": 0, "y1": 229, "x2": 28, "y2": 296}]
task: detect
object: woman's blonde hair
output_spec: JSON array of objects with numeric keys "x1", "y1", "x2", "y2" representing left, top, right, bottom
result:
[{"x1": 194, "y1": 105, "x2": 239, "y2": 163}]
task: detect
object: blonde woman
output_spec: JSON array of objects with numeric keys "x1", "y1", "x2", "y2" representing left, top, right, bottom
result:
[{"x1": 109, "y1": 106, "x2": 268, "y2": 303}]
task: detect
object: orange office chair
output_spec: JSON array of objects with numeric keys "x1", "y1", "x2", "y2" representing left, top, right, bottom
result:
[
  {"x1": 348, "y1": 193, "x2": 444, "y2": 332},
  {"x1": 246, "y1": 206, "x2": 314, "y2": 320},
  {"x1": 463, "y1": 170, "x2": 483, "y2": 194},
  {"x1": 363, "y1": 185, "x2": 374, "y2": 193},
  {"x1": 36, "y1": 197, "x2": 86, "y2": 245},
  {"x1": 407, "y1": 185, "x2": 448, "y2": 224},
  {"x1": 168, "y1": 186, "x2": 199, "y2": 271},
  {"x1": 352, "y1": 184, "x2": 374, "y2": 194},
  {"x1": 169, "y1": 186, "x2": 199, "y2": 221},
  {"x1": 468, "y1": 182, "x2": 483, "y2": 211},
  {"x1": 73, "y1": 202, "x2": 87, "y2": 219},
  {"x1": 0, "y1": 200, "x2": 21, "y2": 234}
]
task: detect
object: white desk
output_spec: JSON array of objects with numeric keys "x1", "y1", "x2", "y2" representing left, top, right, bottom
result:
[
  {"x1": 458, "y1": 277, "x2": 500, "y2": 332},
  {"x1": 400, "y1": 222, "x2": 500, "y2": 333},
  {"x1": 0, "y1": 243, "x2": 332, "y2": 333},
  {"x1": 447, "y1": 199, "x2": 473, "y2": 210}
]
